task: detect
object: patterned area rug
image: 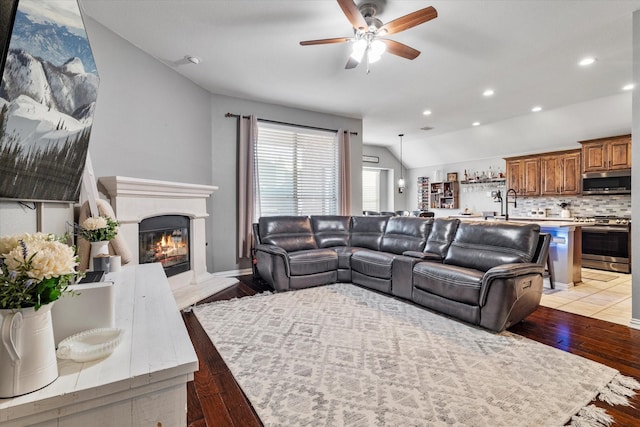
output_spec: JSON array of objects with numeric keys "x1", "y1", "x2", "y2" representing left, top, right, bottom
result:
[{"x1": 194, "y1": 284, "x2": 638, "y2": 427}]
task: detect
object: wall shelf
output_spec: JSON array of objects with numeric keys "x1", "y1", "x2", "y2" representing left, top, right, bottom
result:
[{"x1": 460, "y1": 178, "x2": 506, "y2": 185}]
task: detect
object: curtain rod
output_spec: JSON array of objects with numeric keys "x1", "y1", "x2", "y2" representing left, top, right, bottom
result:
[{"x1": 225, "y1": 112, "x2": 358, "y2": 136}]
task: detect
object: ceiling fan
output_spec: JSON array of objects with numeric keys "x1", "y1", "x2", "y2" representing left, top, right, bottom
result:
[{"x1": 300, "y1": 0, "x2": 438, "y2": 73}]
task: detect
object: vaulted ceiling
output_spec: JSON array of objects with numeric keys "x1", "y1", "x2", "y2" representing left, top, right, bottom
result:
[{"x1": 80, "y1": 0, "x2": 640, "y2": 167}]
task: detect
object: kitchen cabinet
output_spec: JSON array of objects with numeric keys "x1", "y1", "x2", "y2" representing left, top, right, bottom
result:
[
  {"x1": 580, "y1": 134, "x2": 631, "y2": 173},
  {"x1": 505, "y1": 157, "x2": 540, "y2": 196},
  {"x1": 540, "y1": 150, "x2": 581, "y2": 195}
]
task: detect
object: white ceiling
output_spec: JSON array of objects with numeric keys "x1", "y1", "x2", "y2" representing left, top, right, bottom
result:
[{"x1": 79, "y1": 0, "x2": 640, "y2": 168}]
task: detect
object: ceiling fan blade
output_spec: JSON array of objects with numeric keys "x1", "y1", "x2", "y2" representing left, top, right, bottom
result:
[
  {"x1": 379, "y1": 6, "x2": 438, "y2": 35},
  {"x1": 345, "y1": 56, "x2": 360, "y2": 69},
  {"x1": 337, "y1": 0, "x2": 368, "y2": 30},
  {"x1": 300, "y1": 37, "x2": 351, "y2": 46},
  {"x1": 382, "y1": 39, "x2": 421, "y2": 60}
]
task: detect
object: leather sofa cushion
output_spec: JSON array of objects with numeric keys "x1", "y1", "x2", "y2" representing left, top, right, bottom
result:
[
  {"x1": 413, "y1": 262, "x2": 483, "y2": 305},
  {"x1": 380, "y1": 217, "x2": 433, "y2": 254},
  {"x1": 259, "y1": 216, "x2": 317, "y2": 252},
  {"x1": 350, "y1": 216, "x2": 388, "y2": 250},
  {"x1": 351, "y1": 250, "x2": 394, "y2": 279},
  {"x1": 445, "y1": 221, "x2": 540, "y2": 272},
  {"x1": 424, "y1": 218, "x2": 459, "y2": 260},
  {"x1": 311, "y1": 216, "x2": 351, "y2": 248},
  {"x1": 288, "y1": 249, "x2": 338, "y2": 276}
]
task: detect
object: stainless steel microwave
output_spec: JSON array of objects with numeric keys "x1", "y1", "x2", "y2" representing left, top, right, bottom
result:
[{"x1": 581, "y1": 170, "x2": 631, "y2": 195}]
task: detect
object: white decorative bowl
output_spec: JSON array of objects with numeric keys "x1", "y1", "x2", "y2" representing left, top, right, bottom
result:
[{"x1": 56, "y1": 328, "x2": 124, "y2": 362}]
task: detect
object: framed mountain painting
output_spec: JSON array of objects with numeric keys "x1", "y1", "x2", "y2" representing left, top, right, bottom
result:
[
  {"x1": 0, "y1": 0, "x2": 18, "y2": 79},
  {"x1": 0, "y1": 0, "x2": 99, "y2": 202}
]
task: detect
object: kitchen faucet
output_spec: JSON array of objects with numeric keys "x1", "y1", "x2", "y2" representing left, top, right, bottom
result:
[{"x1": 505, "y1": 189, "x2": 518, "y2": 220}]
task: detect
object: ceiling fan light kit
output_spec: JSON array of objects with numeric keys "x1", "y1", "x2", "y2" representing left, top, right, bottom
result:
[{"x1": 300, "y1": 0, "x2": 437, "y2": 73}]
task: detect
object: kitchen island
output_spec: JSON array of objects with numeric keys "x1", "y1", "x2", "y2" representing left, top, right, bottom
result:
[{"x1": 509, "y1": 218, "x2": 582, "y2": 289}]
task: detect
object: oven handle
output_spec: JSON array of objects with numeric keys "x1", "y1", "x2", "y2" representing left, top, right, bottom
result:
[{"x1": 582, "y1": 226, "x2": 629, "y2": 233}]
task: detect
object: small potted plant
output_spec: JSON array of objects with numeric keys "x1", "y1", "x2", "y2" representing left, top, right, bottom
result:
[
  {"x1": 77, "y1": 216, "x2": 119, "y2": 269},
  {"x1": 557, "y1": 201, "x2": 572, "y2": 218},
  {"x1": 77, "y1": 216, "x2": 119, "y2": 242}
]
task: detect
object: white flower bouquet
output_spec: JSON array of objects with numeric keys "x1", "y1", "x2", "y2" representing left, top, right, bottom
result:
[
  {"x1": 0, "y1": 233, "x2": 79, "y2": 310},
  {"x1": 77, "y1": 216, "x2": 119, "y2": 242}
]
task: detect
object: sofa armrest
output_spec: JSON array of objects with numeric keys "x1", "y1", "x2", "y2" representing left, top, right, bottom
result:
[
  {"x1": 255, "y1": 244, "x2": 291, "y2": 290},
  {"x1": 391, "y1": 255, "x2": 421, "y2": 300},
  {"x1": 402, "y1": 251, "x2": 443, "y2": 262},
  {"x1": 256, "y1": 243, "x2": 289, "y2": 258},
  {"x1": 480, "y1": 263, "x2": 544, "y2": 304},
  {"x1": 478, "y1": 263, "x2": 544, "y2": 331}
]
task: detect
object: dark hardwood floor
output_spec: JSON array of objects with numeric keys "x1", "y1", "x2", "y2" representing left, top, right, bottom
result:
[{"x1": 182, "y1": 276, "x2": 640, "y2": 426}]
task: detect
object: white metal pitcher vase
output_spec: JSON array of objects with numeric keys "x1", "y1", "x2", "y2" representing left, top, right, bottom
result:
[{"x1": 0, "y1": 303, "x2": 59, "y2": 398}]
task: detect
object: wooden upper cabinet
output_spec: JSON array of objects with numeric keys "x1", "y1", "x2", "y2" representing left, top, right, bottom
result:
[
  {"x1": 522, "y1": 157, "x2": 540, "y2": 196},
  {"x1": 562, "y1": 151, "x2": 581, "y2": 194},
  {"x1": 505, "y1": 157, "x2": 540, "y2": 196},
  {"x1": 506, "y1": 158, "x2": 523, "y2": 194},
  {"x1": 540, "y1": 150, "x2": 581, "y2": 196},
  {"x1": 580, "y1": 134, "x2": 631, "y2": 173}
]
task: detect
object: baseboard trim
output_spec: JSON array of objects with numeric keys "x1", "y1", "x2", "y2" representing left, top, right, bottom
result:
[
  {"x1": 211, "y1": 268, "x2": 252, "y2": 278},
  {"x1": 629, "y1": 318, "x2": 640, "y2": 330}
]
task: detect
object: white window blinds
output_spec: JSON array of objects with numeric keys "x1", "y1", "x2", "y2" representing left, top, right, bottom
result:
[
  {"x1": 255, "y1": 122, "x2": 339, "y2": 216},
  {"x1": 362, "y1": 168, "x2": 380, "y2": 212}
]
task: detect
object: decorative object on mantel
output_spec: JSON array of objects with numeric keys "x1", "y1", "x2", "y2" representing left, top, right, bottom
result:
[
  {"x1": 77, "y1": 199, "x2": 132, "y2": 272},
  {"x1": 77, "y1": 215, "x2": 119, "y2": 271},
  {"x1": 0, "y1": 232, "x2": 79, "y2": 398}
]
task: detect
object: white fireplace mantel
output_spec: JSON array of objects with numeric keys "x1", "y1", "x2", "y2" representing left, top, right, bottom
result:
[{"x1": 99, "y1": 176, "x2": 218, "y2": 291}]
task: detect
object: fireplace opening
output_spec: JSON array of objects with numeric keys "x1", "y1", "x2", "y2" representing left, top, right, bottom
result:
[{"x1": 139, "y1": 215, "x2": 190, "y2": 277}]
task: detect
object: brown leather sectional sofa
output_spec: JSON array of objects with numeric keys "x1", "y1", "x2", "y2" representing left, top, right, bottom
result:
[{"x1": 254, "y1": 215, "x2": 549, "y2": 332}]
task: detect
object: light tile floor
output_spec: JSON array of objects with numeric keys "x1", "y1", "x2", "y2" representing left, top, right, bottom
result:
[{"x1": 540, "y1": 268, "x2": 632, "y2": 326}]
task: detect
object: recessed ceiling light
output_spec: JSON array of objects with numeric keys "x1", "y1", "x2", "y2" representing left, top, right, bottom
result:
[
  {"x1": 531, "y1": 106, "x2": 542, "y2": 112},
  {"x1": 623, "y1": 83, "x2": 635, "y2": 91},
  {"x1": 472, "y1": 122, "x2": 480, "y2": 126},
  {"x1": 423, "y1": 110, "x2": 432, "y2": 116},
  {"x1": 483, "y1": 89, "x2": 494, "y2": 97},
  {"x1": 578, "y1": 57, "x2": 596, "y2": 66}
]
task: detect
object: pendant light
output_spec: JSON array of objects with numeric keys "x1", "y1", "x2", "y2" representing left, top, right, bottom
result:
[{"x1": 398, "y1": 133, "x2": 405, "y2": 193}]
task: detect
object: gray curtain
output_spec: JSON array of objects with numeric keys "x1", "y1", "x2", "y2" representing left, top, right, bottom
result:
[
  {"x1": 338, "y1": 130, "x2": 351, "y2": 215},
  {"x1": 238, "y1": 115, "x2": 258, "y2": 259}
]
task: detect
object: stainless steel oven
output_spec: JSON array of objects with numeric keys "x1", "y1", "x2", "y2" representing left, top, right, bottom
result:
[{"x1": 578, "y1": 216, "x2": 631, "y2": 273}]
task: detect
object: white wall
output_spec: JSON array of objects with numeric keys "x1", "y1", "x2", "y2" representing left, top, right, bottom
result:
[
  {"x1": 409, "y1": 158, "x2": 506, "y2": 217},
  {"x1": 85, "y1": 17, "x2": 213, "y2": 185}
]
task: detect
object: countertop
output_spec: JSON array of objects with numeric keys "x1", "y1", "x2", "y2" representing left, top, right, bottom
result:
[{"x1": 450, "y1": 214, "x2": 585, "y2": 228}]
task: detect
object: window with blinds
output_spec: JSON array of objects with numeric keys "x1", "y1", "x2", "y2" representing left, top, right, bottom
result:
[
  {"x1": 255, "y1": 122, "x2": 339, "y2": 216},
  {"x1": 362, "y1": 168, "x2": 380, "y2": 212}
]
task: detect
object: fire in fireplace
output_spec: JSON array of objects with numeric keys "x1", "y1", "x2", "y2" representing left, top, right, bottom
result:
[{"x1": 139, "y1": 215, "x2": 190, "y2": 277}]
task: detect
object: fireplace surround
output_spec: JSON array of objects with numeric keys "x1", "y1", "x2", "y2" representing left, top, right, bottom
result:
[{"x1": 99, "y1": 176, "x2": 218, "y2": 291}]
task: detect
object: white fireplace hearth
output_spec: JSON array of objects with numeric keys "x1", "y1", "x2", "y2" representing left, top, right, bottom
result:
[{"x1": 99, "y1": 176, "x2": 233, "y2": 307}]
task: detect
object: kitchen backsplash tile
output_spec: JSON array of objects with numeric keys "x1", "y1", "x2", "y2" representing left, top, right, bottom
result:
[{"x1": 508, "y1": 195, "x2": 631, "y2": 218}]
